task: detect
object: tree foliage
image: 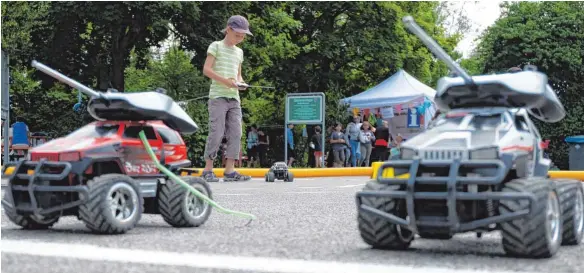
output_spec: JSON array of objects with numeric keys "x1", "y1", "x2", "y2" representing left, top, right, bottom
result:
[{"x1": 472, "y1": 1, "x2": 584, "y2": 169}]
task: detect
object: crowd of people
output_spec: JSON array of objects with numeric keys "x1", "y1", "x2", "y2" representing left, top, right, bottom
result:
[
  {"x1": 221, "y1": 108, "x2": 447, "y2": 170},
  {"x1": 299, "y1": 113, "x2": 405, "y2": 168},
  {"x1": 228, "y1": 112, "x2": 405, "y2": 169}
]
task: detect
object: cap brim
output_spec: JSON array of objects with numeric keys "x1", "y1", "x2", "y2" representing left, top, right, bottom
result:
[{"x1": 232, "y1": 28, "x2": 253, "y2": 36}]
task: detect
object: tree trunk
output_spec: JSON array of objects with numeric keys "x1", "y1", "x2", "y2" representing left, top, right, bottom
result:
[{"x1": 111, "y1": 52, "x2": 125, "y2": 92}]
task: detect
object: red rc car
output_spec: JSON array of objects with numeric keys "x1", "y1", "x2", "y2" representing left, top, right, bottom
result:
[{"x1": 2, "y1": 61, "x2": 212, "y2": 234}]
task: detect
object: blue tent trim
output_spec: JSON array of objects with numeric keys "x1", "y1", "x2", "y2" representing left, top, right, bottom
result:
[
  {"x1": 565, "y1": 135, "x2": 584, "y2": 144},
  {"x1": 340, "y1": 69, "x2": 436, "y2": 109}
]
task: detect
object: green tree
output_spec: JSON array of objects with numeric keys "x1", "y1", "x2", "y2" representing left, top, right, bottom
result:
[
  {"x1": 125, "y1": 45, "x2": 212, "y2": 167},
  {"x1": 2, "y1": 1, "x2": 192, "y2": 137},
  {"x1": 474, "y1": 1, "x2": 584, "y2": 169}
]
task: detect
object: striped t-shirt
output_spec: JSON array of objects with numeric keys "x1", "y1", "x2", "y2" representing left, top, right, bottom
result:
[{"x1": 206, "y1": 40, "x2": 244, "y2": 101}]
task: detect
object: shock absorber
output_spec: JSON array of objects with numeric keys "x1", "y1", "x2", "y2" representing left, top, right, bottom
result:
[{"x1": 486, "y1": 186, "x2": 496, "y2": 229}]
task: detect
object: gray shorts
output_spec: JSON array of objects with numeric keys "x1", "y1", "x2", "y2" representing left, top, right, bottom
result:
[{"x1": 204, "y1": 97, "x2": 242, "y2": 160}]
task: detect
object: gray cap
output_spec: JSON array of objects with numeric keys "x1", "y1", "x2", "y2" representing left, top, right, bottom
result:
[{"x1": 222, "y1": 15, "x2": 253, "y2": 36}]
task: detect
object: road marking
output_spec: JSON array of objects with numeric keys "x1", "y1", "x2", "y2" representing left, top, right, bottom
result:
[
  {"x1": 338, "y1": 183, "x2": 365, "y2": 188},
  {"x1": 285, "y1": 191, "x2": 330, "y2": 194},
  {"x1": 223, "y1": 187, "x2": 262, "y2": 191},
  {"x1": 0, "y1": 240, "x2": 521, "y2": 273},
  {"x1": 215, "y1": 193, "x2": 253, "y2": 196}
]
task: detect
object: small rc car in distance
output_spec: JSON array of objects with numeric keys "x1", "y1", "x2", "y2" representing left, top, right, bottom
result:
[
  {"x1": 355, "y1": 16, "x2": 583, "y2": 259},
  {"x1": 265, "y1": 162, "x2": 294, "y2": 182},
  {"x1": 1, "y1": 61, "x2": 213, "y2": 234}
]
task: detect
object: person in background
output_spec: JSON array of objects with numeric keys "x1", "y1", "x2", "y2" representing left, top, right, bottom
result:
[
  {"x1": 343, "y1": 130, "x2": 352, "y2": 167},
  {"x1": 11, "y1": 117, "x2": 29, "y2": 146},
  {"x1": 329, "y1": 122, "x2": 346, "y2": 168},
  {"x1": 358, "y1": 121, "x2": 375, "y2": 167},
  {"x1": 346, "y1": 115, "x2": 362, "y2": 167},
  {"x1": 10, "y1": 117, "x2": 30, "y2": 161},
  {"x1": 257, "y1": 128, "x2": 269, "y2": 167},
  {"x1": 375, "y1": 111, "x2": 384, "y2": 128},
  {"x1": 373, "y1": 120, "x2": 390, "y2": 162},
  {"x1": 246, "y1": 124, "x2": 259, "y2": 167},
  {"x1": 389, "y1": 134, "x2": 403, "y2": 160},
  {"x1": 325, "y1": 125, "x2": 335, "y2": 168},
  {"x1": 364, "y1": 112, "x2": 377, "y2": 130},
  {"x1": 286, "y1": 123, "x2": 295, "y2": 166},
  {"x1": 310, "y1": 126, "x2": 323, "y2": 168}
]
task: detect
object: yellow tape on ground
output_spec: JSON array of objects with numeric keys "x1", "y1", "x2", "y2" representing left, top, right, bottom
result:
[
  {"x1": 369, "y1": 162, "x2": 584, "y2": 181},
  {"x1": 548, "y1": 171, "x2": 584, "y2": 180},
  {"x1": 184, "y1": 167, "x2": 372, "y2": 178}
]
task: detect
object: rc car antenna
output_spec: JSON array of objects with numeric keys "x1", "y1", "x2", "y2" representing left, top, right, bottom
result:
[
  {"x1": 402, "y1": 16, "x2": 477, "y2": 89},
  {"x1": 31, "y1": 60, "x2": 106, "y2": 100}
]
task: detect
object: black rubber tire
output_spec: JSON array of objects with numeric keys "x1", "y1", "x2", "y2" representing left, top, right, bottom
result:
[
  {"x1": 79, "y1": 174, "x2": 143, "y2": 234},
  {"x1": 158, "y1": 176, "x2": 212, "y2": 227},
  {"x1": 555, "y1": 179, "x2": 584, "y2": 245},
  {"x1": 2, "y1": 191, "x2": 59, "y2": 229},
  {"x1": 357, "y1": 181, "x2": 414, "y2": 250},
  {"x1": 285, "y1": 171, "x2": 294, "y2": 182},
  {"x1": 267, "y1": 172, "x2": 275, "y2": 182},
  {"x1": 499, "y1": 177, "x2": 562, "y2": 258}
]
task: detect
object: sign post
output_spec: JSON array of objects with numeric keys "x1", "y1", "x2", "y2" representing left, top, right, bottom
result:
[
  {"x1": 285, "y1": 93, "x2": 326, "y2": 166},
  {"x1": 1, "y1": 51, "x2": 10, "y2": 164}
]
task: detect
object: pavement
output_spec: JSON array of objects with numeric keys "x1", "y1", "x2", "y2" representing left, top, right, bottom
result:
[{"x1": 1, "y1": 177, "x2": 583, "y2": 273}]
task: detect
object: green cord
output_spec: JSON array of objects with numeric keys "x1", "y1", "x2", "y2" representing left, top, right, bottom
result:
[{"x1": 138, "y1": 131, "x2": 257, "y2": 223}]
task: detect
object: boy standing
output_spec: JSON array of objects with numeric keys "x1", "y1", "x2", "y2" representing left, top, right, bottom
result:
[{"x1": 201, "y1": 15, "x2": 253, "y2": 182}]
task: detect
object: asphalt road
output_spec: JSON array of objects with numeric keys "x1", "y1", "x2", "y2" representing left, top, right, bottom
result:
[{"x1": 1, "y1": 177, "x2": 583, "y2": 273}]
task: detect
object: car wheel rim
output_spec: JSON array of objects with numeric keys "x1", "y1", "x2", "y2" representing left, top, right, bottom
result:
[
  {"x1": 107, "y1": 182, "x2": 138, "y2": 222},
  {"x1": 574, "y1": 188, "x2": 584, "y2": 238},
  {"x1": 546, "y1": 191, "x2": 561, "y2": 247},
  {"x1": 185, "y1": 185, "x2": 209, "y2": 220}
]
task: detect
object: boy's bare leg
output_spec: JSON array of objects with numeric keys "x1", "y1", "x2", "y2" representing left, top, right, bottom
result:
[
  {"x1": 202, "y1": 159, "x2": 219, "y2": 182},
  {"x1": 224, "y1": 158, "x2": 235, "y2": 173},
  {"x1": 204, "y1": 159, "x2": 214, "y2": 171}
]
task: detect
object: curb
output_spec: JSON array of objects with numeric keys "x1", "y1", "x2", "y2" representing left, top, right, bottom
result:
[{"x1": 183, "y1": 164, "x2": 584, "y2": 180}]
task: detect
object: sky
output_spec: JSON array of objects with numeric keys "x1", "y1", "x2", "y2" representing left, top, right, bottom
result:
[{"x1": 450, "y1": 0, "x2": 505, "y2": 58}]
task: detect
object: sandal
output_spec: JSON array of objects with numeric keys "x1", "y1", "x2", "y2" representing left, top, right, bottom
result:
[
  {"x1": 201, "y1": 170, "x2": 219, "y2": 182},
  {"x1": 223, "y1": 171, "x2": 251, "y2": 182}
]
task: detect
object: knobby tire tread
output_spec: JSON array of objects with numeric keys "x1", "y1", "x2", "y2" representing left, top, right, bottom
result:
[
  {"x1": 357, "y1": 181, "x2": 412, "y2": 250},
  {"x1": 158, "y1": 176, "x2": 212, "y2": 227},
  {"x1": 499, "y1": 177, "x2": 560, "y2": 258},
  {"x1": 3, "y1": 192, "x2": 59, "y2": 229},
  {"x1": 556, "y1": 180, "x2": 583, "y2": 245},
  {"x1": 78, "y1": 174, "x2": 142, "y2": 234}
]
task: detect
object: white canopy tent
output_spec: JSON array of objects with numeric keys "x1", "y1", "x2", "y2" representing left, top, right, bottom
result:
[{"x1": 340, "y1": 69, "x2": 438, "y2": 139}]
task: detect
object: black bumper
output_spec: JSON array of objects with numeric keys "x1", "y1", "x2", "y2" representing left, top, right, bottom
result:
[
  {"x1": 356, "y1": 157, "x2": 537, "y2": 234},
  {"x1": 1, "y1": 159, "x2": 89, "y2": 215}
]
